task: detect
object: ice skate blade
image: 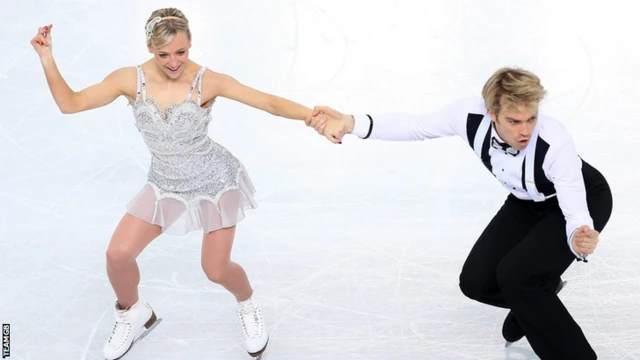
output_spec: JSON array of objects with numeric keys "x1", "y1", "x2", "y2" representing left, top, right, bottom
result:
[
  {"x1": 133, "y1": 317, "x2": 162, "y2": 345},
  {"x1": 505, "y1": 341, "x2": 514, "y2": 348}
]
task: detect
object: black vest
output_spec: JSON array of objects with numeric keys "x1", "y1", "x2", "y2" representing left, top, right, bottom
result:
[{"x1": 465, "y1": 113, "x2": 556, "y2": 200}]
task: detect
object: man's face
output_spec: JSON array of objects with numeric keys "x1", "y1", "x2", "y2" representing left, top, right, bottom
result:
[{"x1": 489, "y1": 103, "x2": 538, "y2": 151}]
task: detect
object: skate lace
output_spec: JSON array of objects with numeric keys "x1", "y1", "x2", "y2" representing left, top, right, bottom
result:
[
  {"x1": 108, "y1": 311, "x2": 132, "y2": 348},
  {"x1": 238, "y1": 305, "x2": 263, "y2": 339}
]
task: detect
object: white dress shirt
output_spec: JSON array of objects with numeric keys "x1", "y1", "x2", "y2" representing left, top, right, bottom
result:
[{"x1": 350, "y1": 97, "x2": 592, "y2": 260}]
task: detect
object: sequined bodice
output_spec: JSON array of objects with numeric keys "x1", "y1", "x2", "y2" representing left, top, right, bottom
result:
[
  {"x1": 131, "y1": 66, "x2": 241, "y2": 197},
  {"x1": 133, "y1": 96, "x2": 213, "y2": 156}
]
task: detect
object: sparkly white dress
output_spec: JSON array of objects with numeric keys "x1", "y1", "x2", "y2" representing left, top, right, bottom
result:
[{"x1": 126, "y1": 65, "x2": 257, "y2": 235}]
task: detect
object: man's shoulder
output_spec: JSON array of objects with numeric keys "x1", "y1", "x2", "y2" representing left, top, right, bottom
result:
[{"x1": 538, "y1": 113, "x2": 573, "y2": 147}]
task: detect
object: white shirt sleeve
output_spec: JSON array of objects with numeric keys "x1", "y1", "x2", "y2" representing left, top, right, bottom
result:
[
  {"x1": 545, "y1": 138, "x2": 594, "y2": 261},
  {"x1": 350, "y1": 98, "x2": 471, "y2": 141}
]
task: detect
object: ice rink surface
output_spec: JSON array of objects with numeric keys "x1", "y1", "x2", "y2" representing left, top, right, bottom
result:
[{"x1": 1, "y1": 0, "x2": 639, "y2": 359}]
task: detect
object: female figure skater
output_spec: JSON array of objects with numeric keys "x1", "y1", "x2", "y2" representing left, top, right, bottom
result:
[{"x1": 30, "y1": 7, "x2": 336, "y2": 359}]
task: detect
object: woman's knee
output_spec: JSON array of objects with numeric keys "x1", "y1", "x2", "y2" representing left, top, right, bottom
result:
[
  {"x1": 202, "y1": 261, "x2": 231, "y2": 284},
  {"x1": 106, "y1": 214, "x2": 161, "y2": 269},
  {"x1": 105, "y1": 245, "x2": 137, "y2": 268}
]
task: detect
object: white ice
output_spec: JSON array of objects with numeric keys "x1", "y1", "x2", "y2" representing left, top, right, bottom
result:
[{"x1": 1, "y1": 0, "x2": 639, "y2": 359}]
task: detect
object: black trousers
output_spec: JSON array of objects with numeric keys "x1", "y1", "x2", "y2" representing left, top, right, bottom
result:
[{"x1": 458, "y1": 160, "x2": 613, "y2": 360}]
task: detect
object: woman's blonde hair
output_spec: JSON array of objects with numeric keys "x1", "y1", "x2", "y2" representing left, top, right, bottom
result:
[
  {"x1": 145, "y1": 8, "x2": 191, "y2": 49},
  {"x1": 482, "y1": 67, "x2": 547, "y2": 116}
]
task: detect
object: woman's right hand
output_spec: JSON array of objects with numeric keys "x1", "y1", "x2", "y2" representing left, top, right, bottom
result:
[{"x1": 30, "y1": 24, "x2": 53, "y2": 58}]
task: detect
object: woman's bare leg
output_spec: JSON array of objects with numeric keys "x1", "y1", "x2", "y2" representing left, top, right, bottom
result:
[
  {"x1": 106, "y1": 213, "x2": 162, "y2": 308},
  {"x1": 200, "y1": 225, "x2": 253, "y2": 301}
]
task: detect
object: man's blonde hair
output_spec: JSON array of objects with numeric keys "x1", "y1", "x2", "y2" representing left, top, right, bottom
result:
[
  {"x1": 482, "y1": 67, "x2": 547, "y2": 116},
  {"x1": 145, "y1": 8, "x2": 191, "y2": 49}
]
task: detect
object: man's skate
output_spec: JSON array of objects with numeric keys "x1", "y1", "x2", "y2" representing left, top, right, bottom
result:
[
  {"x1": 103, "y1": 300, "x2": 162, "y2": 360},
  {"x1": 503, "y1": 278, "x2": 566, "y2": 347},
  {"x1": 237, "y1": 297, "x2": 269, "y2": 359}
]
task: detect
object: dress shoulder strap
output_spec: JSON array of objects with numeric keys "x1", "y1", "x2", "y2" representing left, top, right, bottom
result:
[
  {"x1": 186, "y1": 66, "x2": 207, "y2": 105},
  {"x1": 135, "y1": 65, "x2": 147, "y2": 101}
]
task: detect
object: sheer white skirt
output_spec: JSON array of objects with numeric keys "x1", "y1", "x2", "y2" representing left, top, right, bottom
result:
[{"x1": 125, "y1": 168, "x2": 257, "y2": 235}]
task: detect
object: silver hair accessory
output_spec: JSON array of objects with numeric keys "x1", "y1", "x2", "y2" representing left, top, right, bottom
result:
[{"x1": 145, "y1": 16, "x2": 162, "y2": 40}]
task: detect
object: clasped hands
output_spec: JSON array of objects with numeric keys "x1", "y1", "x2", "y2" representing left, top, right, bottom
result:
[{"x1": 304, "y1": 106, "x2": 354, "y2": 144}]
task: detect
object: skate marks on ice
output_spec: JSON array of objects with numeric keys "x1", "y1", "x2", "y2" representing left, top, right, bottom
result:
[
  {"x1": 504, "y1": 346, "x2": 540, "y2": 360},
  {"x1": 3, "y1": 1, "x2": 640, "y2": 360}
]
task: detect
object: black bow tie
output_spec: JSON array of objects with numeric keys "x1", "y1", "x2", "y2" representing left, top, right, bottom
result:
[{"x1": 491, "y1": 137, "x2": 520, "y2": 156}]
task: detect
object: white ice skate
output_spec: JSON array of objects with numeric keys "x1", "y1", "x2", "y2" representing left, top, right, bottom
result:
[
  {"x1": 103, "y1": 300, "x2": 162, "y2": 360},
  {"x1": 237, "y1": 297, "x2": 269, "y2": 358}
]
